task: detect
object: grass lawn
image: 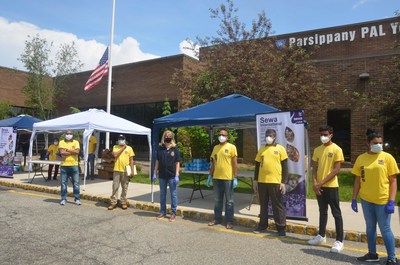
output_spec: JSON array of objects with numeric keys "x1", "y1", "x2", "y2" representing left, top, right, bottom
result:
[{"x1": 131, "y1": 170, "x2": 400, "y2": 203}]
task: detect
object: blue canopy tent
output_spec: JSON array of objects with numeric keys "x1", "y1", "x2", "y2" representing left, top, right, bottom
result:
[
  {"x1": 0, "y1": 114, "x2": 42, "y2": 130},
  {"x1": 151, "y1": 93, "x2": 279, "y2": 173}
]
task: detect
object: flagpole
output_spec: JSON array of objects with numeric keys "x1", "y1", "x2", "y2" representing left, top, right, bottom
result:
[{"x1": 106, "y1": 0, "x2": 116, "y2": 149}]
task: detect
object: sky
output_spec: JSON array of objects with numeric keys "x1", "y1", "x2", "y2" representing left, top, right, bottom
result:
[{"x1": 0, "y1": 0, "x2": 398, "y2": 72}]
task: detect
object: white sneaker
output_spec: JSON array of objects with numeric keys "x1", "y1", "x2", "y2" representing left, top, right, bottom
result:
[
  {"x1": 308, "y1": 234, "x2": 326, "y2": 245},
  {"x1": 75, "y1": 200, "x2": 81, "y2": 206},
  {"x1": 60, "y1": 199, "x2": 66, "y2": 206},
  {"x1": 330, "y1": 241, "x2": 344, "y2": 253}
]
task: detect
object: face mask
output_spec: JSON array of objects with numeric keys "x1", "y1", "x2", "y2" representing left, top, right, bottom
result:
[
  {"x1": 218, "y1": 136, "x2": 227, "y2": 143},
  {"x1": 164, "y1": 137, "x2": 172, "y2": 143},
  {"x1": 65, "y1": 134, "x2": 73, "y2": 140},
  {"x1": 118, "y1": 139, "x2": 126, "y2": 146},
  {"x1": 54, "y1": 141, "x2": 59, "y2": 145},
  {"x1": 370, "y1": 143, "x2": 383, "y2": 153},
  {"x1": 320, "y1": 135, "x2": 330, "y2": 144},
  {"x1": 266, "y1": 136, "x2": 274, "y2": 145}
]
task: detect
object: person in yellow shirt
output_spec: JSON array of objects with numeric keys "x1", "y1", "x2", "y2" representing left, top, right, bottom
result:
[
  {"x1": 207, "y1": 129, "x2": 238, "y2": 229},
  {"x1": 87, "y1": 134, "x2": 97, "y2": 180},
  {"x1": 108, "y1": 134, "x2": 135, "y2": 210},
  {"x1": 351, "y1": 129, "x2": 399, "y2": 264},
  {"x1": 253, "y1": 129, "x2": 288, "y2": 237},
  {"x1": 46, "y1": 138, "x2": 59, "y2": 181},
  {"x1": 58, "y1": 130, "x2": 81, "y2": 206},
  {"x1": 307, "y1": 126, "x2": 344, "y2": 253}
]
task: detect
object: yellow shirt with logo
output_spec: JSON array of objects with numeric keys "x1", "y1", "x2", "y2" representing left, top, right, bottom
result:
[
  {"x1": 312, "y1": 143, "x2": 344, "y2": 188},
  {"x1": 88, "y1": 135, "x2": 97, "y2": 154},
  {"x1": 210, "y1": 143, "x2": 237, "y2": 180},
  {"x1": 255, "y1": 144, "x2": 288, "y2": 184},
  {"x1": 113, "y1": 145, "x2": 135, "y2": 172},
  {"x1": 58, "y1": 140, "x2": 80, "y2": 166},
  {"x1": 47, "y1": 144, "x2": 58, "y2": 161},
  {"x1": 352, "y1": 151, "x2": 399, "y2": 204}
]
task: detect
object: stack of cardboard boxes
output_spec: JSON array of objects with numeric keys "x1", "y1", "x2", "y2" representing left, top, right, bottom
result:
[{"x1": 97, "y1": 149, "x2": 114, "y2": 180}]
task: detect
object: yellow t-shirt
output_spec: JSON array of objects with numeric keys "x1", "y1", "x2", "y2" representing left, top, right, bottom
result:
[
  {"x1": 210, "y1": 143, "x2": 238, "y2": 180},
  {"x1": 352, "y1": 151, "x2": 399, "y2": 204},
  {"x1": 88, "y1": 135, "x2": 97, "y2": 154},
  {"x1": 113, "y1": 145, "x2": 135, "y2": 172},
  {"x1": 47, "y1": 144, "x2": 58, "y2": 161},
  {"x1": 255, "y1": 144, "x2": 288, "y2": 184},
  {"x1": 58, "y1": 140, "x2": 80, "y2": 166},
  {"x1": 312, "y1": 143, "x2": 344, "y2": 188}
]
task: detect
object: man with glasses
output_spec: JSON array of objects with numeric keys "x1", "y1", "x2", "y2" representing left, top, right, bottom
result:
[
  {"x1": 207, "y1": 129, "x2": 238, "y2": 229},
  {"x1": 308, "y1": 125, "x2": 344, "y2": 253},
  {"x1": 58, "y1": 129, "x2": 81, "y2": 206}
]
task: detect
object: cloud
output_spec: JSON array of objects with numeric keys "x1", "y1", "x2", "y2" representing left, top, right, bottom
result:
[
  {"x1": 179, "y1": 39, "x2": 200, "y2": 59},
  {"x1": 0, "y1": 16, "x2": 160, "y2": 72},
  {"x1": 353, "y1": 0, "x2": 369, "y2": 9}
]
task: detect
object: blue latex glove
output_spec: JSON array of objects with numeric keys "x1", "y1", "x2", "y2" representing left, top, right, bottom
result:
[
  {"x1": 351, "y1": 199, "x2": 358, "y2": 213},
  {"x1": 152, "y1": 172, "x2": 157, "y2": 182},
  {"x1": 206, "y1": 175, "x2": 212, "y2": 188},
  {"x1": 385, "y1": 200, "x2": 395, "y2": 214},
  {"x1": 174, "y1": 175, "x2": 179, "y2": 184},
  {"x1": 233, "y1": 177, "x2": 238, "y2": 188}
]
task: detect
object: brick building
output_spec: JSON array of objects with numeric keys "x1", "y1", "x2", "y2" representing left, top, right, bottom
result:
[{"x1": 1, "y1": 17, "x2": 399, "y2": 163}]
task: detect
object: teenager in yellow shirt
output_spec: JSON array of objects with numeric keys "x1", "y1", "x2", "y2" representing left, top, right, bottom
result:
[
  {"x1": 87, "y1": 134, "x2": 97, "y2": 180},
  {"x1": 351, "y1": 129, "x2": 399, "y2": 264},
  {"x1": 46, "y1": 138, "x2": 59, "y2": 181},
  {"x1": 308, "y1": 126, "x2": 344, "y2": 253}
]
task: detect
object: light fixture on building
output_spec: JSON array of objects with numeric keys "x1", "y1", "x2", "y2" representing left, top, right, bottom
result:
[{"x1": 359, "y1": 72, "x2": 370, "y2": 80}]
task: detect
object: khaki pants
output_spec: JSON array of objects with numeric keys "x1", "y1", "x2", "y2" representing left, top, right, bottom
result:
[{"x1": 110, "y1": 171, "x2": 130, "y2": 205}]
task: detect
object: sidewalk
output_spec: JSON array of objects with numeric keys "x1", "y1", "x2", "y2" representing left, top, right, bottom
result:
[{"x1": 1, "y1": 171, "x2": 399, "y2": 246}]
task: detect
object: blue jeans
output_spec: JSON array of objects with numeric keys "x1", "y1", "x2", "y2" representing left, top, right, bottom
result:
[
  {"x1": 213, "y1": 179, "x2": 234, "y2": 223},
  {"x1": 60, "y1": 166, "x2": 80, "y2": 201},
  {"x1": 361, "y1": 199, "x2": 396, "y2": 260},
  {"x1": 86, "y1": 153, "x2": 95, "y2": 178},
  {"x1": 159, "y1": 177, "x2": 178, "y2": 215}
]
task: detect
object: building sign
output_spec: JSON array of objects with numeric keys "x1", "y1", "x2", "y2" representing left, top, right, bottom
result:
[
  {"x1": 284, "y1": 21, "x2": 400, "y2": 47},
  {"x1": 0, "y1": 127, "x2": 17, "y2": 178},
  {"x1": 256, "y1": 111, "x2": 307, "y2": 220}
]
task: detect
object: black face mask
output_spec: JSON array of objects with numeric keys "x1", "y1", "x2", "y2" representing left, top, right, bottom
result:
[{"x1": 164, "y1": 138, "x2": 172, "y2": 143}]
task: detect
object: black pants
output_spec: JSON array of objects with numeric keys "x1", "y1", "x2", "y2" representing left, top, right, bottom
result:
[
  {"x1": 258, "y1": 183, "x2": 286, "y2": 229},
  {"x1": 316, "y1": 187, "x2": 344, "y2": 242}
]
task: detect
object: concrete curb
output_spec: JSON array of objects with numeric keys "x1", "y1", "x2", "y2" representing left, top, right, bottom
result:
[{"x1": 2, "y1": 180, "x2": 399, "y2": 247}]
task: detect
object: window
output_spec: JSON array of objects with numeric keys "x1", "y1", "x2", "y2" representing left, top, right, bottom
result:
[{"x1": 327, "y1": 110, "x2": 351, "y2": 161}]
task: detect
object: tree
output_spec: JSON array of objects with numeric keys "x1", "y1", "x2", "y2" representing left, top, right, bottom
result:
[
  {"x1": 172, "y1": 0, "x2": 326, "y2": 111},
  {"x1": 0, "y1": 102, "x2": 13, "y2": 120},
  {"x1": 19, "y1": 34, "x2": 83, "y2": 120}
]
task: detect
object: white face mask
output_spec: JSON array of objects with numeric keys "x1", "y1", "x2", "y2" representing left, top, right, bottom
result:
[
  {"x1": 266, "y1": 136, "x2": 274, "y2": 145},
  {"x1": 320, "y1": 135, "x2": 330, "y2": 144},
  {"x1": 54, "y1": 141, "x2": 59, "y2": 145},
  {"x1": 118, "y1": 139, "x2": 126, "y2": 146},
  {"x1": 370, "y1": 143, "x2": 383, "y2": 153},
  {"x1": 218, "y1": 136, "x2": 227, "y2": 143},
  {"x1": 65, "y1": 134, "x2": 73, "y2": 141}
]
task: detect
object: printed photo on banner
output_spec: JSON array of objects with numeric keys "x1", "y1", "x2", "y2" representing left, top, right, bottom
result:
[
  {"x1": 256, "y1": 111, "x2": 307, "y2": 220},
  {"x1": 0, "y1": 127, "x2": 17, "y2": 178}
]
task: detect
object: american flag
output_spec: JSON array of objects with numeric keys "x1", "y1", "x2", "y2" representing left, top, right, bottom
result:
[{"x1": 84, "y1": 47, "x2": 109, "y2": 91}]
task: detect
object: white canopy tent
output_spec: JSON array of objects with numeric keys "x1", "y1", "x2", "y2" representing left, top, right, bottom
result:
[{"x1": 28, "y1": 108, "x2": 152, "y2": 190}]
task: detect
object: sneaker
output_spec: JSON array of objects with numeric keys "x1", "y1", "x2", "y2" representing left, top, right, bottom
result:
[
  {"x1": 356, "y1": 252, "x2": 380, "y2": 262},
  {"x1": 278, "y1": 229, "x2": 286, "y2": 237},
  {"x1": 156, "y1": 214, "x2": 165, "y2": 220},
  {"x1": 121, "y1": 204, "x2": 128, "y2": 210},
  {"x1": 386, "y1": 258, "x2": 397, "y2": 264},
  {"x1": 308, "y1": 234, "x2": 326, "y2": 245},
  {"x1": 60, "y1": 199, "x2": 66, "y2": 206},
  {"x1": 253, "y1": 226, "x2": 267, "y2": 234},
  {"x1": 169, "y1": 214, "x2": 176, "y2": 222},
  {"x1": 75, "y1": 200, "x2": 81, "y2": 206},
  {"x1": 108, "y1": 204, "x2": 117, "y2": 210},
  {"x1": 330, "y1": 241, "x2": 344, "y2": 253}
]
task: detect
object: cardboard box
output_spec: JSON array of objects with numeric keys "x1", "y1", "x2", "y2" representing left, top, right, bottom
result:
[{"x1": 97, "y1": 169, "x2": 113, "y2": 180}]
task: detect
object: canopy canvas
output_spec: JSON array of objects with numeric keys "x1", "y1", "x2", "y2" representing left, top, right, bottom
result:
[
  {"x1": 0, "y1": 114, "x2": 42, "y2": 130},
  {"x1": 28, "y1": 108, "x2": 152, "y2": 187},
  {"x1": 151, "y1": 94, "x2": 279, "y2": 171}
]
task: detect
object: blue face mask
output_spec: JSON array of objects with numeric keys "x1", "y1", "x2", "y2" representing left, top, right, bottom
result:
[{"x1": 370, "y1": 143, "x2": 383, "y2": 153}]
